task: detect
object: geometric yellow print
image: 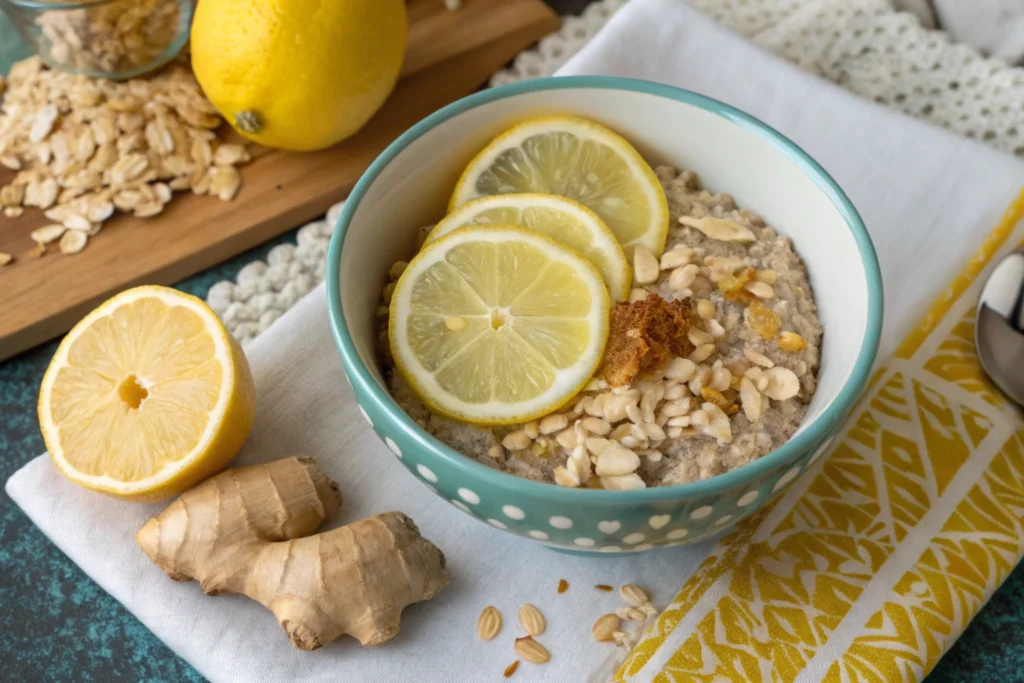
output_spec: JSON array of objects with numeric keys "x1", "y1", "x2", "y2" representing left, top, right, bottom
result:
[{"x1": 615, "y1": 188, "x2": 1024, "y2": 683}]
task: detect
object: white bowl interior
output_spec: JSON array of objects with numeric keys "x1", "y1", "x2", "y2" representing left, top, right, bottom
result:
[{"x1": 340, "y1": 87, "x2": 870, "y2": 433}]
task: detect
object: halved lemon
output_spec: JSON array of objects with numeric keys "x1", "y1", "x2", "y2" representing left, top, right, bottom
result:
[
  {"x1": 390, "y1": 225, "x2": 610, "y2": 425},
  {"x1": 449, "y1": 115, "x2": 669, "y2": 257},
  {"x1": 426, "y1": 193, "x2": 632, "y2": 302},
  {"x1": 38, "y1": 285, "x2": 256, "y2": 502}
]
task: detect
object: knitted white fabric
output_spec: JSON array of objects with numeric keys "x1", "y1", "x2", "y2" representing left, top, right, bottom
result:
[{"x1": 207, "y1": 0, "x2": 1024, "y2": 345}]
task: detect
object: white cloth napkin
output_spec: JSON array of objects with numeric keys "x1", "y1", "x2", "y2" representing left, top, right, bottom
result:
[{"x1": 8, "y1": 1, "x2": 1024, "y2": 681}]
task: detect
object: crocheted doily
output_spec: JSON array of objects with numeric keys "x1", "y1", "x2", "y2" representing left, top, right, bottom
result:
[{"x1": 207, "y1": 0, "x2": 1024, "y2": 345}]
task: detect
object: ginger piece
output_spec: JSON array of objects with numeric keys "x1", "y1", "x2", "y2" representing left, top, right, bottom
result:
[
  {"x1": 136, "y1": 455, "x2": 449, "y2": 650},
  {"x1": 598, "y1": 294, "x2": 696, "y2": 386}
]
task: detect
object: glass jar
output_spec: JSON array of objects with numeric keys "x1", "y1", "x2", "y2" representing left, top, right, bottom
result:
[{"x1": 0, "y1": 0, "x2": 192, "y2": 80}]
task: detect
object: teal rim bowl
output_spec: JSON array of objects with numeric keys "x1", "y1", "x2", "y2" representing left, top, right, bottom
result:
[{"x1": 326, "y1": 76, "x2": 883, "y2": 551}]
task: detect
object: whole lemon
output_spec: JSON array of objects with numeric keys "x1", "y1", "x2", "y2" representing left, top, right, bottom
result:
[{"x1": 191, "y1": 0, "x2": 407, "y2": 151}]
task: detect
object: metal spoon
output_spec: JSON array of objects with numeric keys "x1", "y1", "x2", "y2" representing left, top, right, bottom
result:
[{"x1": 976, "y1": 247, "x2": 1024, "y2": 405}]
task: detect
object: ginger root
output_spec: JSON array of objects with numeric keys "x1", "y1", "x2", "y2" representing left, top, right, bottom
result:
[{"x1": 136, "y1": 455, "x2": 450, "y2": 650}]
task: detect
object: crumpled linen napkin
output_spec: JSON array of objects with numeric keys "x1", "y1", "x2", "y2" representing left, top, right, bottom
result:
[{"x1": 7, "y1": 0, "x2": 1024, "y2": 681}]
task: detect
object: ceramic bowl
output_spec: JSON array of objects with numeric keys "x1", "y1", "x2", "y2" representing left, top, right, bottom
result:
[{"x1": 326, "y1": 76, "x2": 883, "y2": 554}]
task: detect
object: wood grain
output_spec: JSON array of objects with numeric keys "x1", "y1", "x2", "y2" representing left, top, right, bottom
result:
[{"x1": 0, "y1": 0, "x2": 558, "y2": 360}]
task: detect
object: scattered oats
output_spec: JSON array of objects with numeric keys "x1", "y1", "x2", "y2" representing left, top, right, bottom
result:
[
  {"x1": 740, "y1": 377, "x2": 763, "y2": 422},
  {"x1": 687, "y1": 327, "x2": 713, "y2": 346},
  {"x1": 628, "y1": 287, "x2": 649, "y2": 303},
  {"x1": 557, "y1": 579, "x2": 569, "y2": 594},
  {"x1": 518, "y1": 604, "x2": 546, "y2": 637},
  {"x1": 31, "y1": 224, "x2": 65, "y2": 244},
  {"x1": 696, "y1": 298, "x2": 715, "y2": 319},
  {"x1": 169, "y1": 176, "x2": 191, "y2": 191},
  {"x1": 620, "y1": 584, "x2": 649, "y2": 606},
  {"x1": 4, "y1": 206, "x2": 23, "y2": 218},
  {"x1": 743, "y1": 348, "x2": 775, "y2": 368},
  {"x1": 153, "y1": 183, "x2": 172, "y2": 204},
  {"x1": 29, "y1": 104, "x2": 59, "y2": 143},
  {"x1": 700, "y1": 403, "x2": 733, "y2": 444},
  {"x1": 444, "y1": 0, "x2": 463, "y2": 9},
  {"x1": 487, "y1": 445, "x2": 502, "y2": 459},
  {"x1": 503, "y1": 661, "x2": 519, "y2": 678},
  {"x1": 625, "y1": 607, "x2": 647, "y2": 621},
  {"x1": 513, "y1": 636, "x2": 550, "y2": 664},
  {"x1": 0, "y1": 253, "x2": 12, "y2": 267},
  {"x1": 0, "y1": 56, "x2": 248, "y2": 256},
  {"x1": 679, "y1": 215, "x2": 756, "y2": 242},
  {"x1": 502, "y1": 430, "x2": 531, "y2": 451},
  {"x1": 213, "y1": 143, "x2": 249, "y2": 166},
  {"x1": 581, "y1": 417, "x2": 611, "y2": 436},
  {"x1": 660, "y1": 246, "x2": 694, "y2": 269},
  {"x1": 595, "y1": 584, "x2": 614, "y2": 592},
  {"x1": 668, "y1": 263, "x2": 699, "y2": 291},
  {"x1": 211, "y1": 165, "x2": 242, "y2": 201},
  {"x1": 63, "y1": 214, "x2": 92, "y2": 231},
  {"x1": 539, "y1": 413, "x2": 568, "y2": 435},
  {"x1": 611, "y1": 631, "x2": 629, "y2": 645},
  {"x1": 600, "y1": 473, "x2": 646, "y2": 490},
  {"x1": 523, "y1": 420, "x2": 540, "y2": 439},
  {"x1": 756, "y1": 269, "x2": 778, "y2": 284},
  {"x1": 632, "y1": 245, "x2": 659, "y2": 285},
  {"x1": 593, "y1": 443, "x2": 641, "y2": 477},
  {"x1": 477, "y1": 606, "x2": 502, "y2": 641},
  {"x1": 59, "y1": 230, "x2": 87, "y2": 255},
  {"x1": 761, "y1": 367, "x2": 801, "y2": 400},
  {"x1": 134, "y1": 202, "x2": 164, "y2": 218},
  {"x1": 592, "y1": 614, "x2": 620, "y2": 642},
  {"x1": 744, "y1": 280, "x2": 775, "y2": 299},
  {"x1": 86, "y1": 200, "x2": 115, "y2": 223},
  {"x1": 688, "y1": 343, "x2": 715, "y2": 363}
]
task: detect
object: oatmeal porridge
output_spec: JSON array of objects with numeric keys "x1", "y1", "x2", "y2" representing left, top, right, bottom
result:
[{"x1": 379, "y1": 165, "x2": 822, "y2": 489}]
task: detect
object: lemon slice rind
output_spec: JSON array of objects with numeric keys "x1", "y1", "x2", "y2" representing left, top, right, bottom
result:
[
  {"x1": 449, "y1": 115, "x2": 669, "y2": 257},
  {"x1": 426, "y1": 193, "x2": 632, "y2": 302}
]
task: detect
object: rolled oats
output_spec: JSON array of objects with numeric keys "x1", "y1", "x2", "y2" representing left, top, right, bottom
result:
[
  {"x1": 477, "y1": 606, "x2": 502, "y2": 640},
  {"x1": 592, "y1": 614, "x2": 620, "y2": 642},
  {"x1": 679, "y1": 215, "x2": 756, "y2": 243},
  {"x1": 619, "y1": 584, "x2": 649, "y2": 606},
  {"x1": 513, "y1": 636, "x2": 550, "y2": 664},
  {"x1": 761, "y1": 367, "x2": 801, "y2": 401},
  {"x1": 58, "y1": 230, "x2": 87, "y2": 255},
  {"x1": 517, "y1": 604, "x2": 546, "y2": 637},
  {"x1": 632, "y1": 245, "x2": 659, "y2": 285},
  {"x1": 740, "y1": 378, "x2": 763, "y2": 422},
  {"x1": 0, "y1": 56, "x2": 250, "y2": 258},
  {"x1": 31, "y1": 224, "x2": 65, "y2": 244}
]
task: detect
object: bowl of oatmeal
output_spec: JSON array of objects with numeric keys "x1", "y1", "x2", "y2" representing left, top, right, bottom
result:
[{"x1": 326, "y1": 76, "x2": 882, "y2": 553}]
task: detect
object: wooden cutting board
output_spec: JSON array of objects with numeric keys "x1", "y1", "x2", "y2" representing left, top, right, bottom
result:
[{"x1": 0, "y1": 0, "x2": 559, "y2": 361}]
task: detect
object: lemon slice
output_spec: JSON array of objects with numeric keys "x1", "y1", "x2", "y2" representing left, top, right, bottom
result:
[
  {"x1": 426, "y1": 193, "x2": 632, "y2": 302},
  {"x1": 38, "y1": 285, "x2": 256, "y2": 502},
  {"x1": 390, "y1": 225, "x2": 610, "y2": 425},
  {"x1": 450, "y1": 115, "x2": 669, "y2": 257}
]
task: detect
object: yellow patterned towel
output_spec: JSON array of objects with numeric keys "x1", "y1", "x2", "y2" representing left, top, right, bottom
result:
[{"x1": 617, "y1": 190, "x2": 1024, "y2": 682}]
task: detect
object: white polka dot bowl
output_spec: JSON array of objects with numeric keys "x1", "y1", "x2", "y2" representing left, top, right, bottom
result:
[{"x1": 326, "y1": 76, "x2": 882, "y2": 554}]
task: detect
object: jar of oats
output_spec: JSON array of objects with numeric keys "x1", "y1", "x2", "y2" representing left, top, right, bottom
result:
[{"x1": 1, "y1": 0, "x2": 192, "y2": 80}]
